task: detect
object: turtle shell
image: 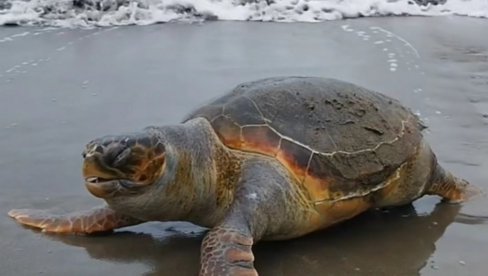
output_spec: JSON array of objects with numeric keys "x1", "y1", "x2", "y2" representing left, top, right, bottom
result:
[{"x1": 184, "y1": 77, "x2": 423, "y2": 203}]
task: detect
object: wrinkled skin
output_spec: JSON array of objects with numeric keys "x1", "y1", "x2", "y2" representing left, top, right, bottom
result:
[{"x1": 9, "y1": 77, "x2": 477, "y2": 276}]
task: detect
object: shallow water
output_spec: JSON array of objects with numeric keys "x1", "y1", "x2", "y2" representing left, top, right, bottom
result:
[{"x1": 0, "y1": 17, "x2": 487, "y2": 276}]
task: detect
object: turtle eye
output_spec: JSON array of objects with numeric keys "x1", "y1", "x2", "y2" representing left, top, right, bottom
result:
[{"x1": 138, "y1": 174, "x2": 148, "y2": 182}]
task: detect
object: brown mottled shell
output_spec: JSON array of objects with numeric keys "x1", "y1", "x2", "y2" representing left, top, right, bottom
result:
[{"x1": 184, "y1": 77, "x2": 423, "y2": 202}]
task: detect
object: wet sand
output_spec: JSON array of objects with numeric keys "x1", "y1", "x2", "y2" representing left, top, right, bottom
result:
[{"x1": 1, "y1": 17, "x2": 487, "y2": 276}]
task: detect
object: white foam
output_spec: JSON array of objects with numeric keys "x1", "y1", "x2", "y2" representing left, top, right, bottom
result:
[{"x1": 0, "y1": 0, "x2": 487, "y2": 28}]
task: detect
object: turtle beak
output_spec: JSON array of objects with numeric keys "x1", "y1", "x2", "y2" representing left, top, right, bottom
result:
[
  {"x1": 85, "y1": 178, "x2": 118, "y2": 198},
  {"x1": 82, "y1": 148, "x2": 123, "y2": 198}
]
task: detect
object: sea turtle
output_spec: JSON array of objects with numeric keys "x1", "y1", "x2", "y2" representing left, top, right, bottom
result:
[{"x1": 9, "y1": 77, "x2": 476, "y2": 276}]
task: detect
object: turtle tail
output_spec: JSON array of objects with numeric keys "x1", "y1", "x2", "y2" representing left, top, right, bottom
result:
[{"x1": 426, "y1": 163, "x2": 481, "y2": 203}]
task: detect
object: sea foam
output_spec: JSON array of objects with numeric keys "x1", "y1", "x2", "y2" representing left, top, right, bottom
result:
[{"x1": 0, "y1": 0, "x2": 487, "y2": 27}]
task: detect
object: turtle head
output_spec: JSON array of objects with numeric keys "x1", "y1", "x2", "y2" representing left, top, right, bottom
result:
[{"x1": 82, "y1": 131, "x2": 166, "y2": 198}]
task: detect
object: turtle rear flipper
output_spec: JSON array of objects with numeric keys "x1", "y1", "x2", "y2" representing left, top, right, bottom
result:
[
  {"x1": 427, "y1": 164, "x2": 481, "y2": 203},
  {"x1": 8, "y1": 206, "x2": 141, "y2": 234}
]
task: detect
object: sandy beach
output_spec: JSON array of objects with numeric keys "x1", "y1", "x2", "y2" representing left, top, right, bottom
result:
[{"x1": 1, "y1": 16, "x2": 487, "y2": 275}]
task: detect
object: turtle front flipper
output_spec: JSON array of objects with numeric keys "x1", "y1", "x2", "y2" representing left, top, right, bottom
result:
[
  {"x1": 200, "y1": 226, "x2": 257, "y2": 276},
  {"x1": 200, "y1": 158, "x2": 312, "y2": 276},
  {"x1": 8, "y1": 206, "x2": 141, "y2": 234}
]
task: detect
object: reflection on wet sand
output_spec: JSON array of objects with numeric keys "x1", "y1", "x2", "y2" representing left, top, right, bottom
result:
[{"x1": 44, "y1": 202, "x2": 462, "y2": 276}]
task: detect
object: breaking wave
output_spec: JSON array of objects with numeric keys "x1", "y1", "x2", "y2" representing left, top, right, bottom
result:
[{"x1": 0, "y1": 0, "x2": 487, "y2": 27}]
